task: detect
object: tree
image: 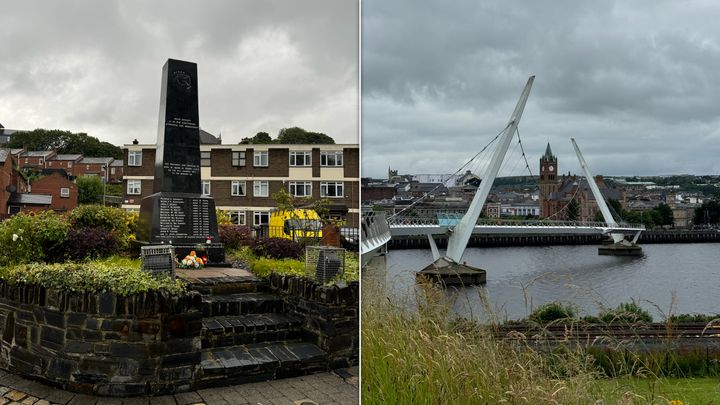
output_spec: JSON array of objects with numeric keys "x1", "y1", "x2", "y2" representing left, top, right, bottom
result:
[
  {"x1": 7, "y1": 129, "x2": 121, "y2": 158},
  {"x1": 240, "y1": 131, "x2": 273, "y2": 144},
  {"x1": 276, "y1": 127, "x2": 335, "y2": 144},
  {"x1": 77, "y1": 176, "x2": 104, "y2": 204},
  {"x1": 694, "y1": 200, "x2": 720, "y2": 226},
  {"x1": 656, "y1": 202, "x2": 674, "y2": 226},
  {"x1": 565, "y1": 198, "x2": 580, "y2": 221}
]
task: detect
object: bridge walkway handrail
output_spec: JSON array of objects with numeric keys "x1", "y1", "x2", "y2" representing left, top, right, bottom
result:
[{"x1": 387, "y1": 215, "x2": 645, "y2": 230}]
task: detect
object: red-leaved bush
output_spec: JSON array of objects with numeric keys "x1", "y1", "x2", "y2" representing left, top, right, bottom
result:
[
  {"x1": 252, "y1": 237, "x2": 302, "y2": 259},
  {"x1": 218, "y1": 225, "x2": 254, "y2": 249},
  {"x1": 65, "y1": 227, "x2": 119, "y2": 260}
]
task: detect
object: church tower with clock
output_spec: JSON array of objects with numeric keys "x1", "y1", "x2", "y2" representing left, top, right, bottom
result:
[{"x1": 539, "y1": 142, "x2": 559, "y2": 217}]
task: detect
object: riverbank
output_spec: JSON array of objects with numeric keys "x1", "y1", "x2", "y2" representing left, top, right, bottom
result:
[{"x1": 361, "y1": 279, "x2": 720, "y2": 404}]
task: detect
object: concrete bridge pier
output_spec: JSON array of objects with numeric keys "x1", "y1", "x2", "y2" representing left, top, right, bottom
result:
[{"x1": 598, "y1": 232, "x2": 642, "y2": 256}]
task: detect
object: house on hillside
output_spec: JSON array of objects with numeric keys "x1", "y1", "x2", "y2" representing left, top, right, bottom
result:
[{"x1": 27, "y1": 170, "x2": 78, "y2": 213}]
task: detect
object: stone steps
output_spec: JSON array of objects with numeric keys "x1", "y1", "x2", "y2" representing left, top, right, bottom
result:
[
  {"x1": 185, "y1": 275, "x2": 261, "y2": 295},
  {"x1": 199, "y1": 341, "x2": 328, "y2": 387},
  {"x1": 201, "y1": 313, "x2": 304, "y2": 348},
  {"x1": 200, "y1": 293, "x2": 283, "y2": 317}
]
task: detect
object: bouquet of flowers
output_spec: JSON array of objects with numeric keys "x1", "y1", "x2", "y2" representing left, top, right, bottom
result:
[{"x1": 178, "y1": 250, "x2": 205, "y2": 269}]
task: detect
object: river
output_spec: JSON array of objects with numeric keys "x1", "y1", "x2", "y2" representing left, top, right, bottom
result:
[{"x1": 362, "y1": 244, "x2": 720, "y2": 321}]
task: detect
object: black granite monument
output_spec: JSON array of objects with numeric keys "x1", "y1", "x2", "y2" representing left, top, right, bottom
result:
[{"x1": 138, "y1": 59, "x2": 224, "y2": 263}]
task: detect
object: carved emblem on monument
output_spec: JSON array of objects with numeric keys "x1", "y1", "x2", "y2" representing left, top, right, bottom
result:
[{"x1": 172, "y1": 70, "x2": 193, "y2": 92}]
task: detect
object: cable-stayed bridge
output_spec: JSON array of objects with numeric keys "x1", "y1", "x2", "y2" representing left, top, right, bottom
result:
[{"x1": 360, "y1": 76, "x2": 644, "y2": 279}]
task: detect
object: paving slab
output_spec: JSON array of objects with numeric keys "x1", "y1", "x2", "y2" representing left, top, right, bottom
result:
[{"x1": 0, "y1": 367, "x2": 357, "y2": 405}]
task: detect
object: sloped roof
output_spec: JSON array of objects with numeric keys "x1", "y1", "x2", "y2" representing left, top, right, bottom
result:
[
  {"x1": 0, "y1": 149, "x2": 10, "y2": 163},
  {"x1": 110, "y1": 159, "x2": 124, "y2": 167},
  {"x1": 200, "y1": 129, "x2": 221, "y2": 145},
  {"x1": 9, "y1": 194, "x2": 52, "y2": 205},
  {"x1": 22, "y1": 150, "x2": 55, "y2": 158},
  {"x1": 54, "y1": 154, "x2": 83, "y2": 161},
  {"x1": 80, "y1": 157, "x2": 114, "y2": 165}
]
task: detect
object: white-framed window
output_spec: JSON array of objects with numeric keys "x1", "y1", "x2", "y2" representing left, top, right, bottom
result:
[
  {"x1": 127, "y1": 180, "x2": 141, "y2": 195},
  {"x1": 289, "y1": 181, "x2": 312, "y2": 197},
  {"x1": 86, "y1": 165, "x2": 90, "y2": 170},
  {"x1": 253, "y1": 211, "x2": 270, "y2": 226},
  {"x1": 67, "y1": 161, "x2": 73, "y2": 168},
  {"x1": 232, "y1": 151, "x2": 246, "y2": 166},
  {"x1": 110, "y1": 167, "x2": 116, "y2": 175},
  {"x1": 60, "y1": 187, "x2": 70, "y2": 198},
  {"x1": 201, "y1": 151, "x2": 211, "y2": 167},
  {"x1": 289, "y1": 151, "x2": 311, "y2": 166},
  {"x1": 231, "y1": 180, "x2": 246, "y2": 196},
  {"x1": 321, "y1": 182, "x2": 344, "y2": 198},
  {"x1": 48, "y1": 161, "x2": 53, "y2": 167},
  {"x1": 202, "y1": 180, "x2": 211, "y2": 196},
  {"x1": 229, "y1": 211, "x2": 246, "y2": 225},
  {"x1": 320, "y1": 151, "x2": 343, "y2": 166},
  {"x1": 39, "y1": 158, "x2": 44, "y2": 165},
  {"x1": 253, "y1": 151, "x2": 268, "y2": 167},
  {"x1": 253, "y1": 180, "x2": 269, "y2": 197},
  {"x1": 128, "y1": 151, "x2": 142, "y2": 166}
]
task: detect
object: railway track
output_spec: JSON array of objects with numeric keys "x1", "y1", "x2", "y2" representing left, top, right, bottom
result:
[{"x1": 493, "y1": 322, "x2": 720, "y2": 342}]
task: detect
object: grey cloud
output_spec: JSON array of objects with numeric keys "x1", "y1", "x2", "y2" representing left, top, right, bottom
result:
[
  {"x1": 362, "y1": 0, "x2": 720, "y2": 178},
  {"x1": 1, "y1": 0, "x2": 358, "y2": 146}
]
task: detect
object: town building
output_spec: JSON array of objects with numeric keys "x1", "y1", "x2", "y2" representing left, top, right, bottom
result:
[
  {"x1": 122, "y1": 137, "x2": 360, "y2": 226},
  {"x1": 24, "y1": 171, "x2": 78, "y2": 213},
  {"x1": 539, "y1": 143, "x2": 625, "y2": 221}
]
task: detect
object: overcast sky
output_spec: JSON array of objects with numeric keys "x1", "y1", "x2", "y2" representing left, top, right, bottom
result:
[
  {"x1": 0, "y1": 0, "x2": 358, "y2": 147},
  {"x1": 362, "y1": 0, "x2": 720, "y2": 179}
]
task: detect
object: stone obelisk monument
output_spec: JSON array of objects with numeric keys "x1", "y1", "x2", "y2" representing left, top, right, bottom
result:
[{"x1": 138, "y1": 59, "x2": 224, "y2": 263}]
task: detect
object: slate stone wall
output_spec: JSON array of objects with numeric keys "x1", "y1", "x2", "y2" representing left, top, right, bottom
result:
[
  {"x1": 267, "y1": 274, "x2": 359, "y2": 369},
  {"x1": 0, "y1": 282, "x2": 202, "y2": 396}
]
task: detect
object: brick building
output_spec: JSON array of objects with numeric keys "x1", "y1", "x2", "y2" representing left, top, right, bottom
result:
[
  {"x1": 122, "y1": 141, "x2": 360, "y2": 226},
  {"x1": 539, "y1": 143, "x2": 624, "y2": 221},
  {"x1": 76, "y1": 157, "x2": 114, "y2": 182},
  {"x1": 28, "y1": 171, "x2": 78, "y2": 213},
  {"x1": 0, "y1": 150, "x2": 28, "y2": 217},
  {"x1": 46, "y1": 154, "x2": 83, "y2": 176},
  {"x1": 109, "y1": 160, "x2": 124, "y2": 183}
]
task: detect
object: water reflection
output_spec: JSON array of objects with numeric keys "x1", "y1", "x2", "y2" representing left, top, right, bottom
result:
[{"x1": 362, "y1": 244, "x2": 720, "y2": 321}]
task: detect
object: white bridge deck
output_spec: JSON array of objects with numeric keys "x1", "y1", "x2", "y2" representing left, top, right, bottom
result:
[{"x1": 388, "y1": 216, "x2": 644, "y2": 237}]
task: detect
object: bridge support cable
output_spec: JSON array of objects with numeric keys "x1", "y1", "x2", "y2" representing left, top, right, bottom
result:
[
  {"x1": 571, "y1": 138, "x2": 644, "y2": 255},
  {"x1": 445, "y1": 76, "x2": 535, "y2": 263},
  {"x1": 388, "y1": 127, "x2": 505, "y2": 221}
]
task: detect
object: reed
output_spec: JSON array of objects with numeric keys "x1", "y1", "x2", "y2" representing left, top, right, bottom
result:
[{"x1": 362, "y1": 280, "x2": 607, "y2": 404}]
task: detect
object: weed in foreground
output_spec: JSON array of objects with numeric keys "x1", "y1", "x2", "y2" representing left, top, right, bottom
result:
[{"x1": 361, "y1": 279, "x2": 610, "y2": 404}]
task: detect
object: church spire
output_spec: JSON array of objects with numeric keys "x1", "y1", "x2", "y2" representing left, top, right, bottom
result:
[{"x1": 544, "y1": 142, "x2": 554, "y2": 159}]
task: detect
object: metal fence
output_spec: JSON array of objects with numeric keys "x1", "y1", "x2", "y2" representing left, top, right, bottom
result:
[{"x1": 253, "y1": 225, "x2": 359, "y2": 250}]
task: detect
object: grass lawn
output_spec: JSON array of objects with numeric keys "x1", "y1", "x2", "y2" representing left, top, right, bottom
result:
[{"x1": 598, "y1": 377, "x2": 720, "y2": 404}]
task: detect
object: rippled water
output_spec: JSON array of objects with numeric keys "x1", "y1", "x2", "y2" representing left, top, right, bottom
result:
[{"x1": 363, "y1": 244, "x2": 720, "y2": 321}]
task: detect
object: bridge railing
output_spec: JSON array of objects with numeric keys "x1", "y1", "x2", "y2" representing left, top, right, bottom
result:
[
  {"x1": 387, "y1": 215, "x2": 645, "y2": 230},
  {"x1": 361, "y1": 211, "x2": 392, "y2": 255}
]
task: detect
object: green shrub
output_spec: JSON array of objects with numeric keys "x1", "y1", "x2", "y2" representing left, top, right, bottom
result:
[
  {"x1": 252, "y1": 237, "x2": 303, "y2": 259},
  {"x1": 250, "y1": 257, "x2": 304, "y2": 278},
  {"x1": 68, "y1": 205, "x2": 133, "y2": 249},
  {"x1": 600, "y1": 301, "x2": 653, "y2": 324},
  {"x1": 0, "y1": 259, "x2": 185, "y2": 296},
  {"x1": 529, "y1": 301, "x2": 577, "y2": 324},
  {"x1": 669, "y1": 313, "x2": 720, "y2": 323},
  {"x1": 0, "y1": 211, "x2": 70, "y2": 264}
]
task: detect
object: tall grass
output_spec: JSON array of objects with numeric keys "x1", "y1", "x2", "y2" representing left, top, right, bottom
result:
[{"x1": 362, "y1": 280, "x2": 610, "y2": 404}]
